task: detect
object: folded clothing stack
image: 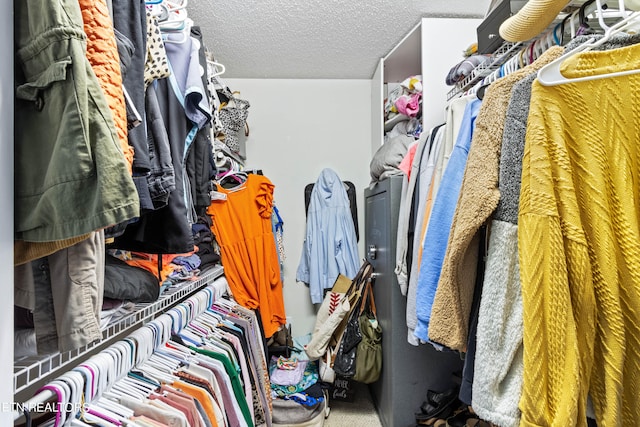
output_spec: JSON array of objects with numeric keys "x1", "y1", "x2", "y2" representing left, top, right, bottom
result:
[
  {"x1": 384, "y1": 75, "x2": 423, "y2": 122},
  {"x1": 445, "y1": 55, "x2": 492, "y2": 86}
]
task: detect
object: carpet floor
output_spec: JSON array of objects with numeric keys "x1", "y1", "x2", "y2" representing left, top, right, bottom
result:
[{"x1": 324, "y1": 382, "x2": 383, "y2": 427}]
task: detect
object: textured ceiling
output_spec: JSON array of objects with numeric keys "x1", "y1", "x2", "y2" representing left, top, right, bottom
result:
[{"x1": 189, "y1": 0, "x2": 492, "y2": 79}]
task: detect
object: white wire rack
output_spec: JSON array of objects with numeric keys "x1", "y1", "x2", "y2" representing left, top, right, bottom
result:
[
  {"x1": 13, "y1": 264, "x2": 224, "y2": 396},
  {"x1": 445, "y1": 0, "x2": 629, "y2": 101},
  {"x1": 446, "y1": 41, "x2": 523, "y2": 100}
]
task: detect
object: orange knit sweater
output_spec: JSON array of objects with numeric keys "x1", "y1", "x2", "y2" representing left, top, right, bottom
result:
[{"x1": 79, "y1": 0, "x2": 134, "y2": 173}]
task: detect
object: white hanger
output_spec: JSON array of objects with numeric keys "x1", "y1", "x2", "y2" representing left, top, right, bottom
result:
[
  {"x1": 136, "y1": 363, "x2": 178, "y2": 384},
  {"x1": 49, "y1": 380, "x2": 70, "y2": 427},
  {"x1": 110, "y1": 381, "x2": 147, "y2": 399},
  {"x1": 596, "y1": 0, "x2": 630, "y2": 31},
  {"x1": 149, "y1": 352, "x2": 182, "y2": 370},
  {"x1": 72, "y1": 365, "x2": 95, "y2": 402},
  {"x1": 90, "y1": 398, "x2": 134, "y2": 420},
  {"x1": 155, "y1": 315, "x2": 174, "y2": 345},
  {"x1": 84, "y1": 403, "x2": 128, "y2": 425},
  {"x1": 569, "y1": 8, "x2": 580, "y2": 39},
  {"x1": 156, "y1": 346, "x2": 190, "y2": 364},
  {"x1": 161, "y1": 19, "x2": 191, "y2": 43},
  {"x1": 207, "y1": 59, "x2": 226, "y2": 78},
  {"x1": 58, "y1": 371, "x2": 84, "y2": 420},
  {"x1": 164, "y1": 338, "x2": 195, "y2": 355},
  {"x1": 156, "y1": 0, "x2": 189, "y2": 27},
  {"x1": 537, "y1": 9, "x2": 640, "y2": 86}
]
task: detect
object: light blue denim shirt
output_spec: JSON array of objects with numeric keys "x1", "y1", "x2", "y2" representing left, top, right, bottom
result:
[
  {"x1": 414, "y1": 98, "x2": 482, "y2": 342},
  {"x1": 297, "y1": 168, "x2": 360, "y2": 304}
]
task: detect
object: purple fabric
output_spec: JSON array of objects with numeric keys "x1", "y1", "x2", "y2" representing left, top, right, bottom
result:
[
  {"x1": 270, "y1": 358, "x2": 308, "y2": 386},
  {"x1": 197, "y1": 359, "x2": 245, "y2": 427},
  {"x1": 172, "y1": 254, "x2": 202, "y2": 271}
]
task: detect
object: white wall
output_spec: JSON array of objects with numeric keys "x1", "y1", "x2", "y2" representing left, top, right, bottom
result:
[
  {"x1": 1, "y1": 1, "x2": 13, "y2": 422},
  {"x1": 421, "y1": 17, "x2": 482, "y2": 130},
  {"x1": 224, "y1": 78, "x2": 372, "y2": 337}
]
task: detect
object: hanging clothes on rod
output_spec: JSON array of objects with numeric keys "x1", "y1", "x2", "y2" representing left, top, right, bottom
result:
[
  {"x1": 414, "y1": 3, "x2": 640, "y2": 425},
  {"x1": 15, "y1": 279, "x2": 272, "y2": 427}
]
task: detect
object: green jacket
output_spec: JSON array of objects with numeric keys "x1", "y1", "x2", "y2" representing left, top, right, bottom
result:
[{"x1": 14, "y1": 0, "x2": 139, "y2": 243}]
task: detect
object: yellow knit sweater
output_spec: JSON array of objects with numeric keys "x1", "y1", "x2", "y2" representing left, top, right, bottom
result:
[{"x1": 519, "y1": 42, "x2": 640, "y2": 427}]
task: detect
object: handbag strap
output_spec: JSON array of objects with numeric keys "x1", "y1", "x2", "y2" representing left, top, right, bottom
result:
[
  {"x1": 345, "y1": 261, "x2": 373, "y2": 300},
  {"x1": 368, "y1": 282, "x2": 377, "y2": 318},
  {"x1": 359, "y1": 282, "x2": 369, "y2": 315},
  {"x1": 359, "y1": 281, "x2": 377, "y2": 317}
]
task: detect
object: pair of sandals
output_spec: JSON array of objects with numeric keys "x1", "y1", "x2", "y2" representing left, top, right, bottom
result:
[
  {"x1": 446, "y1": 406, "x2": 483, "y2": 427},
  {"x1": 433, "y1": 405, "x2": 495, "y2": 427},
  {"x1": 415, "y1": 387, "x2": 460, "y2": 425}
]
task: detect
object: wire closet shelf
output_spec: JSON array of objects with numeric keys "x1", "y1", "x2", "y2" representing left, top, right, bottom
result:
[{"x1": 13, "y1": 264, "x2": 224, "y2": 397}]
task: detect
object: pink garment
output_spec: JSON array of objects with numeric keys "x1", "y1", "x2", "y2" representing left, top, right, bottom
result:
[
  {"x1": 395, "y1": 92, "x2": 422, "y2": 117},
  {"x1": 399, "y1": 143, "x2": 418, "y2": 178}
]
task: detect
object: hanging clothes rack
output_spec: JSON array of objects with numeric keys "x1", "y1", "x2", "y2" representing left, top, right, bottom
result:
[
  {"x1": 13, "y1": 266, "x2": 224, "y2": 401},
  {"x1": 13, "y1": 274, "x2": 269, "y2": 426},
  {"x1": 444, "y1": 0, "x2": 627, "y2": 99}
]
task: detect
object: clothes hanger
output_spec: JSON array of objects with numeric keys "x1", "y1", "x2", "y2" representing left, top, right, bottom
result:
[
  {"x1": 76, "y1": 364, "x2": 97, "y2": 402},
  {"x1": 86, "y1": 358, "x2": 110, "y2": 402},
  {"x1": 167, "y1": 309, "x2": 183, "y2": 335},
  {"x1": 198, "y1": 310, "x2": 224, "y2": 328},
  {"x1": 186, "y1": 320, "x2": 211, "y2": 339},
  {"x1": 129, "y1": 328, "x2": 154, "y2": 363},
  {"x1": 179, "y1": 327, "x2": 205, "y2": 346},
  {"x1": 121, "y1": 370, "x2": 161, "y2": 392},
  {"x1": 51, "y1": 379, "x2": 72, "y2": 427},
  {"x1": 157, "y1": 0, "x2": 189, "y2": 27},
  {"x1": 83, "y1": 403, "x2": 127, "y2": 426},
  {"x1": 109, "y1": 378, "x2": 147, "y2": 400},
  {"x1": 58, "y1": 372, "x2": 84, "y2": 422},
  {"x1": 156, "y1": 315, "x2": 175, "y2": 344},
  {"x1": 537, "y1": 8, "x2": 640, "y2": 86},
  {"x1": 126, "y1": 374, "x2": 161, "y2": 397},
  {"x1": 165, "y1": 338, "x2": 197, "y2": 355},
  {"x1": 534, "y1": 36, "x2": 545, "y2": 58},
  {"x1": 101, "y1": 349, "x2": 123, "y2": 384},
  {"x1": 604, "y1": 0, "x2": 630, "y2": 27},
  {"x1": 91, "y1": 396, "x2": 135, "y2": 421},
  {"x1": 161, "y1": 20, "x2": 190, "y2": 43},
  {"x1": 217, "y1": 169, "x2": 248, "y2": 184},
  {"x1": 78, "y1": 409, "x2": 122, "y2": 427},
  {"x1": 72, "y1": 366, "x2": 94, "y2": 405},
  {"x1": 37, "y1": 382, "x2": 67, "y2": 427},
  {"x1": 213, "y1": 296, "x2": 236, "y2": 311},
  {"x1": 148, "y1": 351, "x2": 183, "y2": 371},
  {"x1": 178, "y1": 305, "x2": 192, "y2": 332},
  {"x1": 139, "y1": 354, "x2": 177, "y2": 375},
  {"x1": 576, "y1": 0, "x2": 598, "y2": 35},
  {"x1": 207, "y1": 59, "x2": 226, "y2": 77},
  {"x1": 155, "y1": 347, "x2": 190, "y2": 365},
  {"x1": 93, "y1": 353, "x2": 117, "y2": 396}
]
